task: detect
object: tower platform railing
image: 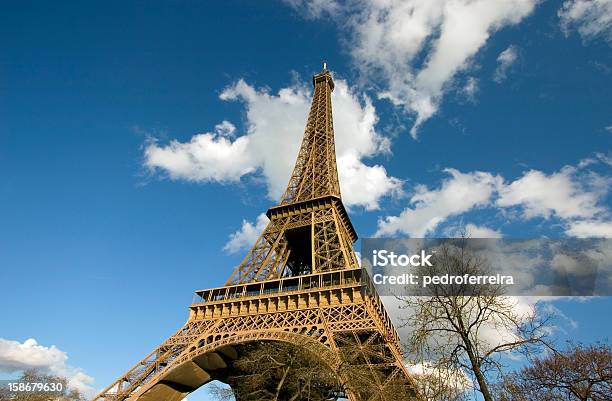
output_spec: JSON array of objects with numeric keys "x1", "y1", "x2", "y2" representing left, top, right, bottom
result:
[{"x1": 191, "y1": 267, "x2": 364, "y2": 305}]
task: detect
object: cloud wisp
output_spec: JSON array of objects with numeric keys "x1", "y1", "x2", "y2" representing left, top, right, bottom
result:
[
  {"x1": 493, "y1": 45, "x2": 519, "y2": 83},
  {"x1": 559, "y1": 0, "x2": 612, "y2": 43}
]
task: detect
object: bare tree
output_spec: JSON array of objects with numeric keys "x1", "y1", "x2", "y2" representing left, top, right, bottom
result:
[
  {"x1": 400, "y1": 238, "x2": 551, "y2": 401},
  {"x1": 0, "y1": 369, "x2": 84, "y2": 401},
  {"x1": 495, "y1": 342, "x2": 612, "y2": 401},
  {"x1": 212, "y1": 341, "x2": 342, "y2": 401}
]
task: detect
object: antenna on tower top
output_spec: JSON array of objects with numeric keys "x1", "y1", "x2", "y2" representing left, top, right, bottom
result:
[{"x1": 323, "y1": 61, "x2": 327, "y2": 70}]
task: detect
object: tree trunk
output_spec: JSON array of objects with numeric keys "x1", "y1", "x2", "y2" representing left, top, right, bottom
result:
[{"x1": 464, "y1": 337, "x2": 493, "y2": 401}]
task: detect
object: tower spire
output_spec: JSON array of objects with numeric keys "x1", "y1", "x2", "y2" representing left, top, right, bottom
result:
[{"x1": 281, "y1": 66, "x2": 340, "y2": 204}]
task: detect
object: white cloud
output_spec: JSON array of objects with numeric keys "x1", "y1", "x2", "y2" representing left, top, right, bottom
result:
[
  {"x1": 465, "y1": 223, "x2": 502, "y2": 238},
  {"x1": 376, "y1": 161, "x2": 611, "y2": 238},
  {"x1": 0, "y1": 338, "x2": 66, "y2": 373},
  {"x1": 285, "y1": 0, "x2": 538, "y2": 137},
  {"x1": 566, "y1": 220, "x2": 612, "y2": 237},
  {"x1": 143, "y1": 134, "x2": 254, "y2": 183},
  {"x1": 376, "y1": 169, "x2": 503, "y2": 237},
  {"x1": 0, "y1": 338, "x2": 95, "y2": 396},
  {"x1": 550, "y1": 252, "x2": 595, "y2": 277},
  {"x1": 559, "y1": 0, "x2": 612, "y2": 43},
  {"x1": 224, "y1": 213, "x2": 268, "y2": 253},
  {"x1": 145, "y1": 78, "x2": 401, "y2": 210},
  {"x1": 493, "y1": 45, "x2": 519, "y2": 82},
  {"x1": 338, "y1": 154, "x2": 402, "y2": 210},
  {"x1": 497, "y1": 167, "x2": 604, "y2": 219},
  {"x1": 443, "y1": 222, "x2": 503, "y2": 238}
]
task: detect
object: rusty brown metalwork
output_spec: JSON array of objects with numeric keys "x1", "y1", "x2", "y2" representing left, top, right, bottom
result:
[{"x1": 92, "y1": 66, "x2": 420, "y2": 401}]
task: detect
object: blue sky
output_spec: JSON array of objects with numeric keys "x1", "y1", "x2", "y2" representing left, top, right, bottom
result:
[{"x1": 0, "y1": 0, "x2": 611, "y2": 399}]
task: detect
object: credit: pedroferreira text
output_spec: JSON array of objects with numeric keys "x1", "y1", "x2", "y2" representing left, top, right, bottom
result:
[{"x1": 372, "y1": 273, "x2": 514, "y2": 287}]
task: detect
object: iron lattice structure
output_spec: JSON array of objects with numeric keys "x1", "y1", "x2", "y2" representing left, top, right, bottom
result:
[{"x1": 93, "y1": 67, "x2": 419, "y2": 401}]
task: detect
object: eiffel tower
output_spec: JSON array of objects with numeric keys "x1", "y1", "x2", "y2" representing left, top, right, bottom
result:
[{"x1": 93, "y1": 65, "x2": 419, "y2": 401}]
